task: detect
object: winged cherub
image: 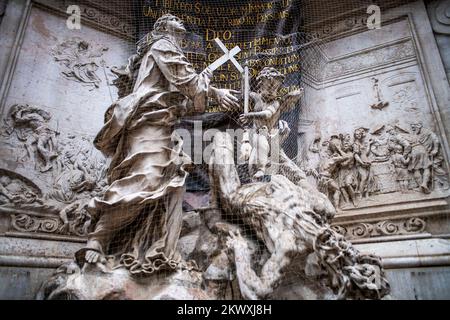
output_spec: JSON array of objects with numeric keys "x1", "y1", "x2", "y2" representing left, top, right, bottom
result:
[{"x1": 240, "y1": 67, "x2": 303, "y2": 180}]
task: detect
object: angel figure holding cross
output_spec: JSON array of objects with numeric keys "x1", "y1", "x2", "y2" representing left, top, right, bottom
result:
[{"x1": 239, "y1": 67, "x2": 303, "y2": 180}]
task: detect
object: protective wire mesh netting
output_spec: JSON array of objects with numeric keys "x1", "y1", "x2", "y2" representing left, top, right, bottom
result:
[{"x1": 79, "y1": 0, "x2": 417, "y2": 297}]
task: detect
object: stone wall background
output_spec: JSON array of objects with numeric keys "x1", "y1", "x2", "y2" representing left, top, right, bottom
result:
[
  {"x1": 0, "y1": 0, "x2": 134, "y2": 299},
  {"x1": 0, "y1": 0, "x2": 449, "y2": 299}
]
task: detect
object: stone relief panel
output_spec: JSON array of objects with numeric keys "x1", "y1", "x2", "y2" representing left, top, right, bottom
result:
[
  {"x1": 51, "y1": 38, "x2": 109, "y2": 90},
  {"x1": 0, "y1": 6, "x2": 133, "y2": 237},
  {"x1": 2, "y1": 6, "x2": 132, "y2": 138},
  {"x1": 2, "y1": 104, "x2": 58, "y2": 172},
  {"x1": 0, "y1": 104, "x2": 107, "y2": 237},
  {"x1": 0, "y1": 169, "x2": 43, "y2": 207},
  {"x1": 300, "y1": 19, "x2": 450, "y2": 212}
]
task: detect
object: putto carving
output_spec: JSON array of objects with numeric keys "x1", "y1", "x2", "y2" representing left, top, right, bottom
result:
[
  {"x1": 51, "y1": 38, "x2": 108, "y2": 90},
  {"x1": 239, "y1": 67, "x2": 303, "y2": 180}
]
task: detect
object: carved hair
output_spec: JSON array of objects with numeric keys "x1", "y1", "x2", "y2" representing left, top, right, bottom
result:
[
  {"x1": 354, "y1": 127, "x2": 368, "y2": 139},
  {"x1": 256, "y1": 67, "x2": 285, "y2": 89},
  {"x1": 153, "y1": 13, "x2": 181, "y2": 32},
  {"x1": 136, "y1": 14, "x2": 183, "y2": 56}
]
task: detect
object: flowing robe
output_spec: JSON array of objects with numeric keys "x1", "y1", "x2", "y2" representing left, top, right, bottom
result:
[{"x1": 82, "y1": 35, "x2": 210, "y2": 275}]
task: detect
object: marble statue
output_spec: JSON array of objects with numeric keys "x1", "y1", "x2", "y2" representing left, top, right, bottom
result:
[
  {"x1": 75, "y1": 14, "x2": 240, "y2": 276},
  {"x1": 36, "y1": 13, "x2": 394, "y2": 300},
  {"x1": 209, "y1": 131, "x2": 390, "y2": 300},
  {"x1": 239, "y1": 67, "x2": 303, "y2": 180}
]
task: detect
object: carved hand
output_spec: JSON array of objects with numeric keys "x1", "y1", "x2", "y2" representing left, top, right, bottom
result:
[
  {"x1": 278, "y1": 120, "x2": 291, "y2": 136},
  {"x1": 211, "y1": 88, "x2": 240, "y2": 112},
  {"x1": 239, "y1": 113, "x2": 251, "y2": 126}
]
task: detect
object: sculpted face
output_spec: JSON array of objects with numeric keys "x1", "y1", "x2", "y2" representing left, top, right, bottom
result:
[
  {"x1": 342, "y1": 141, "x2": 352, "y2": 152},
  {"x1": 165, "y1": 16, "x2": 186, "y2": 33},
  {"x1": 259, "y1": 78, "x2": 282, "y2": 99},
  {"x1": 354, "y1": 129, "x2": 365, "y2": 140},
  {"x1": 411, "y1": 123, "x2": 422, "y2": 134},
  {"x1": 386, "y1": 127, "x2": 395, "y2": 136}
]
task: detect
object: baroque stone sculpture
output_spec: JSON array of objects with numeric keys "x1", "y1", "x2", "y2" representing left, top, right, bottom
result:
[
  {"x1": 1, "y1": 103, "x2": 107, "y2": 237},
  {"x1": 75, "y1": 13, "x2": 240, "y2": 276},
  {"x1": 38, "y1": 14, "x2": 391, "y2": 300},
  {"x1": 208, "y1": 132, "x2": 389, "y2": 299},
  {"x1": 239, "y1": 67, "x2": 302, "y2": 180}
]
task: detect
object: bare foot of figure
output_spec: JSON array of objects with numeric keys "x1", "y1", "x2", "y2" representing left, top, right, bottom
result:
[
  {"x1": 75, "y1": 240, "x2": 107, "y2": 267},
  {"x1": 420, "y1": 185, "x2": 431, "y2": 194},
  {"x1": 85, "y1": 250, "x2": 107, "y2": 264}
]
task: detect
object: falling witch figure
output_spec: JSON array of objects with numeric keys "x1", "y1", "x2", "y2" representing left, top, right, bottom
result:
[
  {"x1": 239, "y1": 67, "x2": 303, "y2": 180},
  {"x1": 75, "y1": 14, "x2": 239, "y2": 276}
]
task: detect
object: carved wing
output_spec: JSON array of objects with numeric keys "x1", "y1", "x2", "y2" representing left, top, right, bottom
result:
[{"x1": 279, "y1": 88, "x2": 304, "y2": 113}]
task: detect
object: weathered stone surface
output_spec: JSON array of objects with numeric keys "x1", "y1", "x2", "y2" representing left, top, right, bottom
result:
[
  {"x1": 0, "y1": 0, "x2": 450, "y2": 300},
  {"x1": 37, "y1": 265, "x2": 213, "y2": 300}
]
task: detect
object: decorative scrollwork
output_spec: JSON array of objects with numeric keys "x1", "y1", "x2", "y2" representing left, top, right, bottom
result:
[
  {"x1": 404, "y1": 217, "x2": 426, "y2": 233},
  {"x1": 376, "y1": 220, "x2": 399, "y2": 236},
  {"x1": 351, "y1": 223, "x2": 373, "y2": 238},
  {"x1": 332, "y1": 217, "x2": 427, "y2": 240},
  {"x1": 331, "y1": 225, "x2": 347, "y2": 236},
  {"x1": 11, "y1": 214, "x2": 59, "y2": 233},
  {"x1": 10, "y1": 211, "x2": 91, "y2": 237}
]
